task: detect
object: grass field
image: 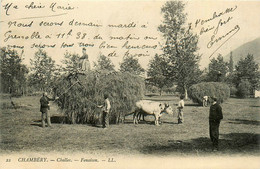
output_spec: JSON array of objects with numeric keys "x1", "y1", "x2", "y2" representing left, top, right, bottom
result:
[{"x1": 0, "y1": 94, "x2": 259, "y2": 156}]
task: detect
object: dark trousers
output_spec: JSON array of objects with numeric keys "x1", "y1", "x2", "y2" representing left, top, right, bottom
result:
[
  {"x1": 41, "y1": 110, "x2": 52, "y2": 127},
  {"x1": 102, "y1": 111, "x2": 109, "y2": 128},
  {"x1": 178, "y1": 109, "x2": 184, "y2": 123},
  {"x1": 209, "y1": 120, "x2": 220, "y2": 149}
]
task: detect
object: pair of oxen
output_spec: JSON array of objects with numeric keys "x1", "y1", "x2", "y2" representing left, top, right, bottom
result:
[{"x1": 127, "y1": 100, "x2": 174, "y2": 126}]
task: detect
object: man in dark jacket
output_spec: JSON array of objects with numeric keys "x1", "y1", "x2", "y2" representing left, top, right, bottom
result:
[
  {"x1": 40, "y1": 92, "x2": 56, "y2": 128},
  {"x1": 209, "y1": 97, "x2": 223, "y2": 151}
]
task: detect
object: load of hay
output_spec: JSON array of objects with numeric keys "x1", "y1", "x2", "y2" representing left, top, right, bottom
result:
[
  {"x1": 54, "y1": 71, "x2": 145, "y2": 125},
  {"x1": 188, "y1": 82, "x2": 230, "y2": 105}
]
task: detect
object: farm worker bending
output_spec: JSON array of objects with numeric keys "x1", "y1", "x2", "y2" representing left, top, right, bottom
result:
[
  {"x1": 98, "y1": 94, "x2": 111, "y2": 129},
  {"x1": 40, "y1": 92, "x2": 57, "y2": 128},
  {"x1": 209, "y1": 97, "x2": 223, "y2": 151},
  {"x1": 203, "y1": 96, "x2": 208, "y2": 107},
  {"x1": 177, "y1": 94, "x2": 185, "y2": 124}
]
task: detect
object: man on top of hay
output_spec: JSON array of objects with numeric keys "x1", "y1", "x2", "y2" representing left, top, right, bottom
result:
[
  {"x1": 209, "y1": 97, "x2": 223, "y2": 151},
  {"x1": 40, "y1": 92, "x2": 58, "y2": 128},
  {"x1": 79, "y1": 48, "x2": 90, "y2": 73},
  {"x1": 98, "y1": 94, "x2": 111, "y2": 129}
]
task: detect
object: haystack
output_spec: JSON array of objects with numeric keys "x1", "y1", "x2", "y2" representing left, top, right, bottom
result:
[{"x1": 54, "y1": 70, "x2": 144, "y2": 125}]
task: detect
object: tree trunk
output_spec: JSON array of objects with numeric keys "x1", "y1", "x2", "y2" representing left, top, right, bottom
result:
[
  {"x1": 71, "y1": 111, "x2": 76, "y2": 124},
  {"x1": 184, "y1": 87, "x2": 188, "y2": 100}
]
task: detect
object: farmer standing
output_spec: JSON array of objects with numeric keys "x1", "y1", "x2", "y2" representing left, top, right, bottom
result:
[
  {"x1": 98, "y1": 94, "x2": 111, "y2": 129},
  {"x1": 209, "y1": 97, "x2": 223, "y2": 151},
  {"x1": 40, "y1": 92, "x2": 56, "y2": 128},
  {"x1": 177, "y1": 94, "x2": 185, "y2": 124}
]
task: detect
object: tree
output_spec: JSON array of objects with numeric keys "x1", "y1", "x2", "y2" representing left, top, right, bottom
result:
[
  {"x1": 236, "y1": 79, "x2": 251, "y2": 98},
  {"x1": 119, "y1": 56, "x2": 144, "y2": 75},
  {"x1": 158, "y1": 1, "x2": 202, "y2": 98},
  {"x1": 0, "y1": 47, "x2": 28, "y2": 94},
  {"x1": 94, "y1": 55, "x2": 115, "y2": 71},
  {"x1": 229, "y1": 52, "x2": 234, "y2": 73},
  {"x1": 234, "y1": 54, "x2": 260, "y2": 95},
  {"x1": 28, "y1": 49, "x2": 58, "y2": 92},
  {"x1": 147, "y1": 54, "x2": 172, "y2": 95},
  {"x1": 207, "y1": 54, "x2": 229, "y2": 82}
]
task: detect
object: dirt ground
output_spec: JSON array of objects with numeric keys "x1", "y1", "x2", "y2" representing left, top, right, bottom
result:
[{"x1": 0, "y1": 94, "x2": 259, "y2": 156}]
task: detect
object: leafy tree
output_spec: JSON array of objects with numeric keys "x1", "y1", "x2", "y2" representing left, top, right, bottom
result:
[
  {"x1": 94, "y1": 55, "x2": 115, "y2": 71},
  {"x1": 158, "y1": 1, "x2": 202, "y2": 98},
  {"x1": 234, "y1": 54, "x2": 260, "y2": 94},
  {"x1": 28, "y1": 49, "x2": 58, "y2": 92},
  {"x1": 119, "y1": 56, "x2": 145, "y2": 75},
  {"x1": 0, "y1": 47, "x2": 28, "y2": 94},
  {"x1": 207, "y1": 54, "x2": 229, "y2": 82},
  {"x1": 147, "y1": 54, "x2": 172, "y2": 95},
  {"x1": 236, "y1": 79, "x2": 251, "y2": 98}
]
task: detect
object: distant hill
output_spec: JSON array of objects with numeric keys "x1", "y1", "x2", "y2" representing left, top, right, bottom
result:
[{"x1": 224, "y1": 37, "x2": 260, "y2": 65}]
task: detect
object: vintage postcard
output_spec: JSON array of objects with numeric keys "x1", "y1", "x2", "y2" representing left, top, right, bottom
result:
[{"x1": 0, "y1": 0, "x2": 259, "y2": 169}]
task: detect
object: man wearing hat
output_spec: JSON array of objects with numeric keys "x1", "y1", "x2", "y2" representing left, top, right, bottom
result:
[
  {"x1": 40, "y1": 92, "x2": 57, "y2": 128},
  {"x1": 209, "y1": 97, "x2": 223, "y2": 151}
]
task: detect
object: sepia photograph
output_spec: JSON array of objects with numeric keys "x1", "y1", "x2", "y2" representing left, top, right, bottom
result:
[{"x1": 0, "y1": 0, "x2": 259, "y2": 168}]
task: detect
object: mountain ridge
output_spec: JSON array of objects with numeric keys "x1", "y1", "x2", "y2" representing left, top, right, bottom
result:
[{"x1": 224, "y1": 37, "x2": 260, "y2": 65}]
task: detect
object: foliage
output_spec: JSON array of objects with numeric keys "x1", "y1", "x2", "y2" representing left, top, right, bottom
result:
[
  {"x1": 207, "y1": 54, "x2": 229, "y2": 82},
  {"x1": 0, "y1": 47, "x2": 28, "y2": 95},
  {"x1": 236, "y1": 79, "x2": 251, "y2": 98},
  {"x1": 145, "y1": 83, "x2": 159, "y2": 94},
  {"x1": 229, "y1": 52, "x2": 234, "y2": 73},
  {"x1": 234, "y1": 54, "x2": 260, "y2": 93},
  {"x1": 54, "y1": 71, "x2": 145, "y2": 125},
  {"x1": 188, "y1": 82, "x2": 230, "y2": 105},
  {"x1": 62, "y1": 52, "x2": 81, "y2": 74},
  {"x1": 119, "y1": 56, "x2": 144, "y2": 75},
  {"x1": 229, "y1": 85, "x2": 238, "y2": 97},
  {"x1": 162, "y1": 86, "x2": 177, "y2": 94},
  {"x1": 147, "y1": 54, "x2": 172, "y2": 95},
  {"x1": 94, "y1": 55, "x2": 115, "y2": 71},
  {"x1": 158, "y1": 1, "x2": 202, "y2": 98},
  {"x1": 28, "y1": 49, "x2": 59, "y2": 92}
]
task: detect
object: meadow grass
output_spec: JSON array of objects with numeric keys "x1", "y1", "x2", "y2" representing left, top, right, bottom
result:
[{"x1": 0, "y1": 94, "x2": 259, "y2": 156}]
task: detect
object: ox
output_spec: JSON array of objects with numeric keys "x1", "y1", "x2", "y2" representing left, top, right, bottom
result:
[{"x1": 133, "y1": 100, "x2": 174, "y2": 125}]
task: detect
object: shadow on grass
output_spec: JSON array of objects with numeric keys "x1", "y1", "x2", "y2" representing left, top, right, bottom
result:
[
  {"x1": 162, "y1": 121, "x2": 178, "y2": 125},
  {"x1": 31, "y1": 116, "x2": 68, "y2": 126},
  {"x1": 250, "y1": 105, "x2": 260, "y2": 108},
  {"x1": 140, "y1": 133, "x2": 260, "y2": 155},
  {"x1": 122, "y1": 120, "x2": 156, "y2": 125},
  {"x1": 51, "y1": 116, "x2": 67, "y2": 123},
  {"x1": 185, "y1": 103, "x2": 201, "y2": 107},
  {"x1": 30, "y1": 123, "x2": 42, "y2": 127},
  {"x1": 228, "y1": 119, "x2": 260, "y2": 126}
]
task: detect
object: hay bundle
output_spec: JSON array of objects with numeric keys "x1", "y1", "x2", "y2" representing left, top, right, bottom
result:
[
  {"x1": 54, "y1": 71, "x2": 144, "y2": 125},
  {"x1": 188, "y1": 82, "x2": 230, "y2": 105}
]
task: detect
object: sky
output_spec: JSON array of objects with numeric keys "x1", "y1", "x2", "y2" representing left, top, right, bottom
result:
[{"x1": 1, "y1": 0, "x2": 260, "y2": 70}]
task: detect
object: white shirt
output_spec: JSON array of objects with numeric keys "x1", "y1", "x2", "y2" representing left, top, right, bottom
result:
[
  {"x1": 178, "y1": 100, "x2": 184, "y2": 109},
  {"x1": 104, "y1": 98, "x2": 111, "y2": 112},
  {"x1": 203, "y1": 96, "x2": 208, "y2": 101}
]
